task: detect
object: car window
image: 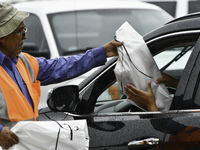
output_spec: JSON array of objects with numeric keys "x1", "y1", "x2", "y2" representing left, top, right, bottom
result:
[
  {"x1": 146, "y1": 1, "x2": 176, "y2": 17},
  {"x1": 97, "y1": 82, "x2": 124, "y2": 101},
  {"x1": 48, "y1": 9, "x2": 172, "y2": 55},
  {"x1": 154, "y1": 46, "x2": 193, "y2": 78},
  {"x1": 189, "y1": 1, "x2": 200, "y2": 14},
  {"x1": 23, "y1": 14, "x2": 50, "y2": 58},
  {"x1": 96, "y1": 44, "x2": 194, "y2": 112}
]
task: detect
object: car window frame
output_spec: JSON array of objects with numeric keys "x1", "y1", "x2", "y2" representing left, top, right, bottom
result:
[{"x1": 77, "y1": 30, "x2": 200, "y2": 116}]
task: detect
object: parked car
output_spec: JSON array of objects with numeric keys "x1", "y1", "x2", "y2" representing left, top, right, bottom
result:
[
  {"x1": 38, "y1": 13, "x2": 200, "y2": 149},
  {"x1": 13, "y1": 0, "x2": 173, "y2": 108}
]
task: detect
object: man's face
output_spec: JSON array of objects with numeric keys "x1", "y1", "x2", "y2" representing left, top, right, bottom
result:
[{"x1": 0, "y1": 21, "x2": 27, "y2": 58}]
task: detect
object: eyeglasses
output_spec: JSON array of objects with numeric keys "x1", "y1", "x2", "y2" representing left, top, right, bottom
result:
[
  {"x1": 13, "y1": 27, "x2": 27, "y2": 39},
  {"x1": 13, "y1": 27, "x2": 27, "y2": 35}
]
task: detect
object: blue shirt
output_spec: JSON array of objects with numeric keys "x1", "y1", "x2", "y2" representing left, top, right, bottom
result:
[{"x1": 0, "y1": 46, "x2": 106, "y2": 131}]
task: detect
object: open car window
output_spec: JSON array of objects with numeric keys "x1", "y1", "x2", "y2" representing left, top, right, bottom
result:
[{"x1": 95, "y1": 43, "x2": 195, "y2": 113}]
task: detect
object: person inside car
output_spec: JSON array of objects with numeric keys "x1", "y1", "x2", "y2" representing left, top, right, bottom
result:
[
  {"x1": 0, "y1": 2, "x2": 123, "y2": 149},
  {"x1": 124, "y1": 72, "x2": 179, "y2": 111}
]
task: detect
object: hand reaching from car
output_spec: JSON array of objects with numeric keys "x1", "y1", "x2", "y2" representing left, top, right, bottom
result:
[
  {"x1": 103, "y1": 40, "x2": 123, "y2": 57},
  {"x1": 156, "y1": 72, "x2": 179, "y2": 88},
  {"x1": 124, "y1": 82, "x2": 158, "y2": 111},
  {"x1": 0, "y1": 126, "x2": 19, "y2": 149},
  {"x1": 124, "y1": 72, "x2": 179, "y2": 111}
]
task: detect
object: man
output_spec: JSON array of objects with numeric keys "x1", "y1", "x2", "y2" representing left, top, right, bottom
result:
[{"x1": 0, "y1": 2, "x2": 123, "y2": 149}]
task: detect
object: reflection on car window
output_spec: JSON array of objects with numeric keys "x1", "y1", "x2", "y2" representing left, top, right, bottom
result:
[{"x1": 48, "y1": 9, "x2": 172, "y2": 55}]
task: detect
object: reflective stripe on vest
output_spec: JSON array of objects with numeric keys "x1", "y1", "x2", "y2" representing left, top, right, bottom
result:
[
  {"x1": 18, "y1": 53, "x2": 35, "y2": 83},
  {"x1": 0, "y1": 53, "x2": 40, "y2": 122}
]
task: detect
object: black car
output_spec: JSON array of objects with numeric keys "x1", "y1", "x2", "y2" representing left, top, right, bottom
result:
[{"x1": 38, "y1": 13, "x2": 200, "y2": 150}]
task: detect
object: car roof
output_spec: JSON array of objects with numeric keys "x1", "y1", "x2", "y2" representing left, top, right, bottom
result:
[
  {"x1": 143, "y1": 12, "x2": 200, "y2": 43},
  {"x1": 14, "y1": 0, "x2": 165, "y2": 14},
  {"x1": 166, "y1": 12, "x2": 200, "y2": 24}
]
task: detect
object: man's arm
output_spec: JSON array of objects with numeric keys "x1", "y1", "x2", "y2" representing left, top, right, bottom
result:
[{"x1": 37, "y1": 40, "x2": 123, "y2": 85}]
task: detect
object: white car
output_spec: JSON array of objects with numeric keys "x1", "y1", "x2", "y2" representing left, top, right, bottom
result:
[{"x1": 14, "y1": 0, "x2": 173, "y2": 108}]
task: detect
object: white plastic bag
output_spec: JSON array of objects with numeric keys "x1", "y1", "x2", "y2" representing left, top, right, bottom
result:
[
  {"x1": 114, "y1": 21, "x2": 172, "y2": 111},
  {"x1": 9, "y1": 120, "x2": 89, "y2": 150}
]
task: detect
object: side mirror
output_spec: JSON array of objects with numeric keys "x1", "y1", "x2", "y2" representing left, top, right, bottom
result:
[{"x1": 47, "y1": 85, "x2": 79, "y2": 112}]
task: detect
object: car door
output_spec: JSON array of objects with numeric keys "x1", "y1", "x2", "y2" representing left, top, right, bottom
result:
[
  {"x1": 161, "y1": 37, "x2": 200, "y2": 150},
  {"x1": 73, "y1": 40, "x2": 193, "y2": 150}
]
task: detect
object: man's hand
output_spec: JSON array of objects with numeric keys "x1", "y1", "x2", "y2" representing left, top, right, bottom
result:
[
  {"x1": 103, "y1": 40, "x2": 123, "y2": 57},
  {"x1": 0, "y1": 126, "x2": 19, "y2": 149}
]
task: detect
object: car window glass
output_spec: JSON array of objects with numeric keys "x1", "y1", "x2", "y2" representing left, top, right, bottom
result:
[
  {"x1": 96, "y1": 44, "x2": 194, "y2": 113},
  {"x1": 48, "y1": 9, "x2": 172, "y2": 56},
  {"x1": 154, "y1": 46, "x2": 193, "y2": 79},
  {"x1": 189, "y1": 1, "x2": 200, "y2": 14},
  {"x1": 147, "y1": 1, "x2": 176, "y2": 17},
  {"x1": 23, "y1": 14, "x2": 50, "y2": 58},
  {"x1": 97, "y1": 82, "x2": 123, "y2": 101}
]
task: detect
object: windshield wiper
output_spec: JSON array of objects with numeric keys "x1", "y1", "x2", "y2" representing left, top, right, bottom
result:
[{"x1": 160, "y1": 46, "x2": 193, "y2": 72}]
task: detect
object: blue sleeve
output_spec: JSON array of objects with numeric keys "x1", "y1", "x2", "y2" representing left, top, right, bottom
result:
[
  {"x1": 0, "y1": 124, "x2": 3, "y2": 132},
  {"x1": 36, "y1": 46, "x2": 107, "y2": 85}
]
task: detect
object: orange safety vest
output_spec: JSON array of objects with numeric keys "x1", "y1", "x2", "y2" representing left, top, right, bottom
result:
[{"x1": 0, "y1": 52, "x2": 40, "y2": 122}]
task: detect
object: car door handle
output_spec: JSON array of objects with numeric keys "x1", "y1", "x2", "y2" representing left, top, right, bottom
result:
[{"x1": 128, "y1": 137, "x2": 159, "y2": 149}]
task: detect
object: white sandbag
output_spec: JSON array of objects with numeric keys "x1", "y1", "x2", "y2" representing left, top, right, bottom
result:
[
  {"x1": 9, "y1": 120, "x2": 89, "y2": 150},
  {"x1": 114, "y1": 21, "x2": 172, "y2": 111}
]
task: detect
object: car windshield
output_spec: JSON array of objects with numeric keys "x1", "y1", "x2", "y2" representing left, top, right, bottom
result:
[{"x1": 48, "y1": 9, "x2": 172, "y2": 55}]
